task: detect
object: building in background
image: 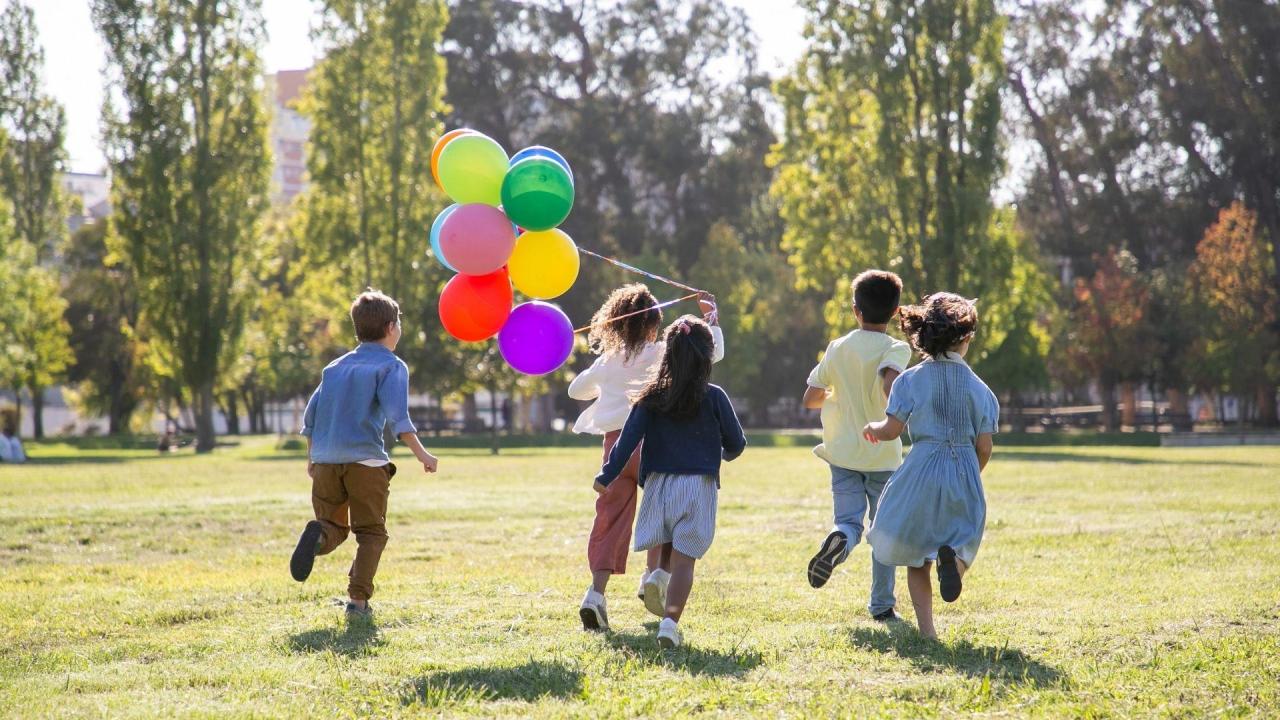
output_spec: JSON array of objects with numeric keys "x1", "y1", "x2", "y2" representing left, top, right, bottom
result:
[
  {"x1": 62, "y1": 171, "x2": 110, "y2": 232},
  {"x1": 266, "y1": 69, "x2": 311, "y2": 203}
]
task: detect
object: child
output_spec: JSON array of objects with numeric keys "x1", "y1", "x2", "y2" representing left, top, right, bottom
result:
[
  {"x1": 593, "y1": 315, "x2": 745, "y2": 648},
  {"x1": 802, "y1": 270, "x2": 911, "y2": 622},
  {"x1": 569, "y1": 284, "x2": 723, "y2": 631},
  {"x1": 289, "y1": 289, "x2": 439, "y2": 618},
  {"x1": 863, "y1": 293, "x2": 998, "y2": 639}
]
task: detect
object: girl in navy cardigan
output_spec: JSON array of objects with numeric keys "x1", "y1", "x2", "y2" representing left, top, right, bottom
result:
[{"x1": 594, "y1": 315, "x2": 746, "y2": 648}]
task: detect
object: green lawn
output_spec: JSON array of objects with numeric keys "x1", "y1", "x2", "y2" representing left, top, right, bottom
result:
[{"x1": 2, "y1": 438, "x2": 1278, "y2": 718}]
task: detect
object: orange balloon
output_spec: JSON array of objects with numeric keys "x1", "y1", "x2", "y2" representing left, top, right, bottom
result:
[{"x1": 431, "y1": 129, "x2": 476, "y2": 190}]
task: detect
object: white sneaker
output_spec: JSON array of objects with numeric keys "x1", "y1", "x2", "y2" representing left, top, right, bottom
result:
[
  {"x1": 636, "y1": 570, "x2": 649, "y2": 601},
  {"x1": 579, "y1": 588, "x2": 609, "y2": 632},
  {"x1": 642, "y1": 568, "x2": 670, "y2": 618},
  {"x1": 657, "y1": 617, "x2": 683, "y2": 648}
]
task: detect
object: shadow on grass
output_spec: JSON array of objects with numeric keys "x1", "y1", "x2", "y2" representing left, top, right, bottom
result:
[
  {"x1": 996, "y1": 449, "x2": 1265, "y2": 467},
  {"x1": 401, "y1": 660, "x2": 583, "y2": 705},
  {"x1": 604, "y1": 624, "x2": 763, "y2": 677},
  {"x1": 288, "y1": 621, "x2": 384, "y2": 657},
  {"x1": 850, "y1": 624, "x2": 1063, "y2": 687}
]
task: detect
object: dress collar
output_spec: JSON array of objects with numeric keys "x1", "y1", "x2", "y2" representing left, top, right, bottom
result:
[{"x1": 926, "y1": 351, "x2": 968, "y2": 365}]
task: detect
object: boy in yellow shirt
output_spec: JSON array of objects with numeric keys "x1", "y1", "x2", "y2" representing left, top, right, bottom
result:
[{"x1": 802, "y1": 270, "x2": 910, "y2": 621}]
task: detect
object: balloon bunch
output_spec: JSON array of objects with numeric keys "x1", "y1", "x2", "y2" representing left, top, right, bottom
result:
[{"x1": 429, "y1": 130, "x2": 580, "y2": 375}]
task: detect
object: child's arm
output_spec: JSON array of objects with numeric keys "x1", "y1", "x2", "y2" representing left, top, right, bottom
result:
[
  {"x1": 567, "y1": 357, "x2": 605, "y2": 401},
  {"x1": 400, "y1": 432, "x2": 439, "y2": 473},
  {"x1": 717, "y1": 389, "x2": 747, "y2": 461},
  {"x1": 377, "y1": 363, "x2": 438, "y2": 474},
  {"x1": 880, "y1": 368, "x2": 900, "y2": 399},
  {"x1": 594, "y1": 405, "x2": 647, "y2": 492},
  {"x1": 862, "y1": 416, "x2": 905, "y2": 444},
  {"x1": 975, "y1": 433, "x2": 993, "y2": 471},
  {"x1": 802, "y1": 385, "x2": 827, "y2": 409}
]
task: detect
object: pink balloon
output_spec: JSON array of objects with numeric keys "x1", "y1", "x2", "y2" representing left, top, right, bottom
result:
[{"x1": 438, "y1": 204, "x2": 517, "y2": 275}]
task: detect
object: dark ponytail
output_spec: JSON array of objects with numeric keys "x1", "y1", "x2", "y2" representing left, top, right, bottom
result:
[
  {"x1": 899, "y1": 292, "x2": 978, "y2": 358},
  {"x1": 636, "y1": 315, "x2": 714, "y2": 420}
]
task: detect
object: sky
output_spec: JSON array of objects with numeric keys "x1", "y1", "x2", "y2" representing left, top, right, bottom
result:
[{"x1": 33, "y1": 0, "x2": 808, "y2": 174}]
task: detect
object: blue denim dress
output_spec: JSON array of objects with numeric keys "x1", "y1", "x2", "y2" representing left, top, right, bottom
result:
[{"x1": 867, "y1": 353, "x2": 999, "y2": 568}]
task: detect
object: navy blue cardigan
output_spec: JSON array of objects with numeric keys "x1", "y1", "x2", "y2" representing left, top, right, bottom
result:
[{"x1": 596, "y1": 384, "x2": 746, "y2": 487}]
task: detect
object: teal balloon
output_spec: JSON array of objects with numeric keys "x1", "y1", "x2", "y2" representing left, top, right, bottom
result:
[
  {"x1": 500, "y1": 157, "x2": 575, "y2": 231},
  {"x1": 430, "y1": 204, "x2": 459, "y2": 271}
]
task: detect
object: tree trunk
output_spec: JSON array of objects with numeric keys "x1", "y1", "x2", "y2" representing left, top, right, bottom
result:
[
  {"x1": 1120, "y1": 382, "x2": 1137, "y2": 428},
  {"x1": 222, "y1": 392, "x2": 241, "y2": 435},
  {"x1": 31, "y1": 386, "x2": 45, "y2": 439},
  {"x1": 195, "y1": 381, "x2": 217, "y2": 453},
  {"x1": 462, "y1": 393, "x2": 479, "y2": 432},
  {"x1": 1167, "y1": 387, "x2": 1192, "y2": 432},
  {"x1": 489, "y1": 383, "x2": 499, "y2": 456},
  {"x1": 1010, "y1": 392, "x2": 1027, "y2": 433},
  {"x1": 1100, "y1": 380, "x2": 1119, "y2": 432},
  {"x1": 1258, "y1": 384, "x2": 1278, "y2": 427}
]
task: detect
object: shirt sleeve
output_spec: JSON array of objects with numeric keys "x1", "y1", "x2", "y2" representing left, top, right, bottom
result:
[
  {"x1": 596, "y1": 404, "x2": 648, "y2": 487},
  {"x1": 567, "y1": 356, "x2": 607, "y2": 401},
  {"x1": 716, "y1": 388, "x2": 747, "y2": 462},
  {"x1": 709, "y1": 325, "x2": 725, "y2": 364},
  {"x1": 977, "y1": 383, "x2": 1000, "y2": 435},
  {"x1": 806, "y1": 343, "x2": 833, "y2": 389},
  {"x1": 300, "y1": 382, "x2": 321, "y2": 437},
  {"x1": 377, "y1": 361, "x2": 418, "y2": 436},
  {"x1": 879, "y1": 341, "x2": 911, "y2": 375},
  {"x1": 885, "y1": 370, "x2": 913, "y2": 422}
]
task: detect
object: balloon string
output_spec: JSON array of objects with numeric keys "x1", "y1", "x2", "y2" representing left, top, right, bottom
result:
[
  {"x1": 574, "y1": 293, "x2": 700, "y2": 334},
  {"x1": 576, "y1": 247, "x2": 704, "y2": 294}
]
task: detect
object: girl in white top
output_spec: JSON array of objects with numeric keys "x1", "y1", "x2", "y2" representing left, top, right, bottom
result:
[{"x1": 571, "y1": 283, "x2": 723, "y2": 631}]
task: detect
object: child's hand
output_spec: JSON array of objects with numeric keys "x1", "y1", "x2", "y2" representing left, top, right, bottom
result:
[
  {"x1": 420, "y1": 452, "x2": 439, "y2": 474},
  {"x1": 592, "y1": 480, "x2": 608, "y2": 494},
  {"x1": 862, "y1": 423, "x2": 880, "y2": 444}
]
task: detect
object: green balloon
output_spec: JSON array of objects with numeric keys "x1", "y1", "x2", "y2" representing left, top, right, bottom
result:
[
  {"x1": 438, "y1": 134, "x2": 508, "y2": 206},
  {"x1": 500, "y1": 157, "x2": 575, "y2": 231}
]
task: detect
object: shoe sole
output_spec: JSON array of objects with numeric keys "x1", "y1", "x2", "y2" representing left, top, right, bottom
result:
[
  {"x1": 807, "y1": 532, "x2": 849, "y2": 588},
  {"x1": 290, "y1": 521, "x2": 324, "y2": 582},
  {"x1": 579, "y1": 606, "x2": 607, "y2": 632},
  {"x1": 657, "y1": 634, "x2": 680, "y2": 649},
  {"x1": 937, "y1": 545, "x2": 962, "y2": 602},
  {"x1": 643, "y1": 580, "x2": 666, "y2": 618}
]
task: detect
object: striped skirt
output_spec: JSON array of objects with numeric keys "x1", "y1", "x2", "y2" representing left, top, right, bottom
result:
[{"x1": 633, "y1": 473, "x2": 719, "y2": 559}]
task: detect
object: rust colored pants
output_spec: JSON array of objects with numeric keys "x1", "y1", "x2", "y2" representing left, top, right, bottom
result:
[
  {"x1": 309, "y1": 462, "x2": 395, "y2": 601},
  {"x1": 587, "y1": 430, "x2": 643, "y2": 574}
]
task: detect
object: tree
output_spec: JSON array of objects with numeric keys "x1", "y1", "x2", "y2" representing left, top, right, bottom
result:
[
  {"x1": 0, "y1": 239, "x2": 73, "y2": 437},
  {"x1": 298, "y1": 0, "x2": 452, "y2": 400},
  {"x1": 61, "y1": 219, "x2": 146, "y2": 434},
  {"x1": 0, "y1": 0, "x2": 67, "y2": 266},
  {"x1": 1191, "y1": 203, "x2": 1279, "y2": 426},
  {"x1": 94, "y1": 0, "x2": 271, "y2": 452}
]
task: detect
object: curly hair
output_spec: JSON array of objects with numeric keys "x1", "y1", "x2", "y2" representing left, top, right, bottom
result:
[
  {"x1": 587, "y1": 283, "x2": 663, "y2": 362},
  {"x1": 636, "y1": 315, "x2": 714, "y2": 421},
  {"x1": 899, "y1": 292, "x2": 979, "y2": 358}
]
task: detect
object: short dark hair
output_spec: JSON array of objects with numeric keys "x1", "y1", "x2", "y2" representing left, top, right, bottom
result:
[
  {"x1": 851, "y1": 270, "x2": 903, "y2": 324},
  {"x1": 350, "y1": 289, "x2": 400, "y2": 342}
]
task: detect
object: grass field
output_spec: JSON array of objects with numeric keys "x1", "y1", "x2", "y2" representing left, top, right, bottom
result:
[{"x1": 2, "y1": 438, "x2": 1278, "y2": 718}]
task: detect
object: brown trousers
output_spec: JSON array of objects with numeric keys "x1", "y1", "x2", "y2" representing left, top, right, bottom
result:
[{"x1": 309, "y1": 462, "x2": 395, "y2": 601}]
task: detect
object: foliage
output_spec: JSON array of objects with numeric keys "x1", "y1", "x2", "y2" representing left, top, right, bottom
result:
[{"x1": 94, "y1": 0, "x2": 272, "y2": 451}]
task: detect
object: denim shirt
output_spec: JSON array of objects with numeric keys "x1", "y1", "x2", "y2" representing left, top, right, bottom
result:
[{"x1": 301, "y1": 343, "x2": 417, "y2": 464}]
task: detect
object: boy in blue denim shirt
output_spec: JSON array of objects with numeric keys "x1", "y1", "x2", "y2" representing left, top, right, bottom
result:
[{"x1": 290, "y1": 290, "x2": 438, "y2": 618}]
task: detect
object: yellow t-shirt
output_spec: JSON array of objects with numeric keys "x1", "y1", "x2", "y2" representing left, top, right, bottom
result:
[{"x1": 807, "y1": 329, "x2": 912, "y2": 471}]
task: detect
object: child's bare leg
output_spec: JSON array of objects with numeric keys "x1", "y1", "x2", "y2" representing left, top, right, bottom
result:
[
  {"x1": 664, "y1": 549, "x2": 697, "y2": 621},
  {"x1": 907, "y1": 563, "x2": 936, "y2": 639},
  {"x1": 591, "y1": 570, "x2": 611, "y2": 594},
  {"x1": 646, "y1": 546, "x2": 663, "y2": 573},
  {"x1": 655, "y1": 543, "x2": 673, "y2": 572}
]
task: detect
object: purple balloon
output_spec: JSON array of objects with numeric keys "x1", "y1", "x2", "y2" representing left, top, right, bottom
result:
[{"x1": 498, "y1": 301, "x2": 574, "y2": 375}]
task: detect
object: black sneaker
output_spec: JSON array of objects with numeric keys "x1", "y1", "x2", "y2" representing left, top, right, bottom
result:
[
  {"x1": 290, "y1": 521, "x2": 324, "y2": 582},
  {"x1": 807, "y1": 531, "x2": 849, "y2": 588},
  {"x1": 872, "y1": 609, "x2": 902, "y2": 623},
  {"x1": 937, "y1": 545, "x2": 962, "y2": 602}
]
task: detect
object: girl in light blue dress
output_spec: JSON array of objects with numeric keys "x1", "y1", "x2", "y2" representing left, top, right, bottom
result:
[{"x1": 862, "y1": 293, "x2": 998, "y2": 639}]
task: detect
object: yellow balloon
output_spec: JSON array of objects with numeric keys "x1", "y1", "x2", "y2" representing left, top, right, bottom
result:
[{"x1": 508, "y1": 229, "x2": 580, "y2": 299}]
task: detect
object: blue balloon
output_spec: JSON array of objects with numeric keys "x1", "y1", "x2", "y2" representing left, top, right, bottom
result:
[
  {"x1": 430, "y1": 204, "x2": 459, "y2": 271},
  {"x1": 510, "y1": 146, "x2": 573, "y2": 185}
]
